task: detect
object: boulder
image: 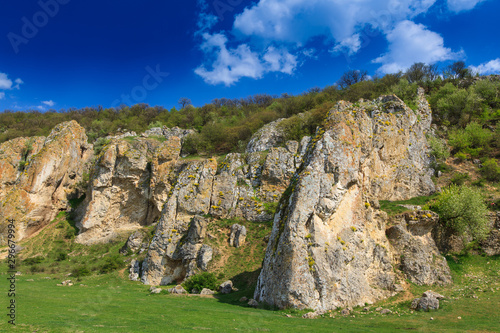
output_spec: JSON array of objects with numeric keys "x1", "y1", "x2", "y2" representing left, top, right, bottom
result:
[
  {"x1": 197, "y1": 245, "x2": 213, "y2": 271},
  {"x1": 302, "y1": 311, "x2": 319, "y2": 319},
  {"x1": 411, "y1": 295, "x2": 440, "y2": 311},
  {"x1": 170, "y1": 285, "x2": 187, "y2": 294},
  {"x1": 229, "y1": 224, "x2": 247, "y2": 248},
  {"x1": 386, "y1": 211, "x2": 452, "y2": 285},
  {"x1": 200, "y1": 288, "x2": 215, "y2": 295},
  {"x1": 380, "y1": 309, "x2": 392, "y2": 314},
  {"x1": 239, "y1": 296, "x2": 248, "y2": 302},
  {"x1": 219, "y1": 280, "x2": 233, "y2": 294},
  {"x1": 150, "y1": 287, "x2": 162, "y2": 294},
  {"x1": 248, "y1": 299, "x2": 259, "y2": 307}
]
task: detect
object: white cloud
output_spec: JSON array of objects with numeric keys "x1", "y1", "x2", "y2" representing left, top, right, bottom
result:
[
  {"x1": 330, "y1": 34, "x2": 362, "y2": 56},
  {"x1": 469, "y1": 58, "x2": 500, "y2": 75},
  {"x1": 42, "y1": 100, "x2": 55, "y2": 107},
  {"x1": 233, "y1": 0, "x2": 437, "y2": 46},
  {"x1": 194, "y1": 33, "x2": 297, "y2": 86},
  {"x1": 0, "y1": 92, "x2": 5, "y2": 100},
  {"x1": 373, "y1": 20, "x2": 460, "y2": 74},
  {"x1": 447, "y1": 0, "x2": 486, "y2": 12},
  {"x1": 0, "y1": 73, "x2": 23, "y2": 91}
]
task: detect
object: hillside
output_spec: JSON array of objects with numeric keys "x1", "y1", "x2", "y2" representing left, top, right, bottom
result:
[{"x1": 1, "y1": 73, "x2": 500, "y2": 331}]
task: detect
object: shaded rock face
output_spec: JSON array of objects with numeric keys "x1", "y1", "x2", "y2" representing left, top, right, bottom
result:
[
  {"x1": 254, "y1": 92, "x2": 436, "y2": 311},
  {"x1": 387, "y1": 211, "x2": 452, "y2": 286},
  {"x1": 0, "y1": 121, "x2": 92, "y2": 245},
  {"x1": 120, "y1": 230, "x2": 148, "y2": 255}
]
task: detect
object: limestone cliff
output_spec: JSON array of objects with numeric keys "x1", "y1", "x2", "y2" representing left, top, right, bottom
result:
[
  {"x1": 0, "y1": 121, "x2": 92, "y2": 245},
  {"x1": 254, "y1": 90, "x2": 437, "y2": 311}
]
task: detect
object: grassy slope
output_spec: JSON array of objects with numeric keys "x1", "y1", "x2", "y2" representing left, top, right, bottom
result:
[{"x1": 0, "y1": 255, "x2": 499, "y2": 332}]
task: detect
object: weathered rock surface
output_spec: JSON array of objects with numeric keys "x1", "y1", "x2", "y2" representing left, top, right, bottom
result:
[
  {"x1": 120, "y1": 230, "x2": 148, "y2": 255},
  {"x1": 229, "y1": 224, "x2": 247, "y2": 248},
  {"x1": 246, "y1": 118, "x2": 285, "y2": 153},
  {"x1": 143, "y1": 126, "x2": 195, "y2": 143},
  {"x1": 0, "y1": 121, "x2": 93, "y2": 245},
  {"x1": 129, "y1": 259, "x2": 141, "y2": 281},
  {"x1": 170, "y1": 285, "x2": 187, "y2": 294},
  {"x1": 75, "y1": 138, "x2": 178, "y2": 244},
  {"x1": 0, "y1": 136, "x2": 45, "y2": 201},
  {"x1": 387, "y1": 211, "x2": 452, "y2": 285},
  {"x1": 254, "y1": 92, "x2": 436, "y2": 311}
]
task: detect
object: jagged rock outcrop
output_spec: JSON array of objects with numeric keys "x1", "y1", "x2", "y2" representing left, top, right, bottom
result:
[
  {"x1": 386, "y1": 211, "x2": 452, "y2": 285},
  {"x1": 142, "y1": 126, "x2": 195, "y2": 142},
  {"x1": 254, "y1": 91, "x2": 437, "y2": 311},
  {"x1": 0, "y1": 121, "x2": 92, "y2": 245},
  {"x1": 246, "y1": 118, "x2": 286, "y2": 153},
  {"x1": 0, "y1": 136, "x2": 45, "y2": 201},
  {"x1": 140, "y1": 140, "x2": 310, "y2": 285},
  {"x1": 75, "y1": 138, "x2": 171, "y2": 244},
  {"x1": 120, "y1": 230, "x2": 148, "y2": 255}
]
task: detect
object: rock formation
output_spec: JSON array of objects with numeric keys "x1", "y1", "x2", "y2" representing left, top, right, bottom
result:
[
  {"x1": 386, "y1": 211, "x2": 452, "y2": 285},
  {"x1": 0, "y1": 121, "x2": 92, "y2": 245},
  {"x1": 254, "y1": 90, "x2": 437, "y2": 311}
]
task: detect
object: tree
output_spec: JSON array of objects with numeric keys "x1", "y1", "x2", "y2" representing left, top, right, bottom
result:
[
  {"x1": 432, "y1": 185, "x2": 489, "y2": 241},
  {"x1": 337, "y1": 70, "x2": 369, "y2": 89},
  {"x1": 178, "y1": 97, "x2": 192, "y2": 109},
  {"x1": 444, "y1": 61, "x2": 470, "y2": 80},
  {"x1": 405, "y1": 62, "x2": 440, "y2": 83}
]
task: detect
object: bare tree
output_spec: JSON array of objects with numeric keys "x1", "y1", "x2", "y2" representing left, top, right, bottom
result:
[
  {"x1": 178, "y1": 97, "x2": 192, "y2": 109},
  {"x1": 444, "y1": 61, "x2": 470, "y2": 79},
  {"x1": 337, "y1": 70, "x2": 369, "y2": 89}
]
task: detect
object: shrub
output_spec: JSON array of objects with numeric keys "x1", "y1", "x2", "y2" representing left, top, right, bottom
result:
[
  {"x1": 93, "y1": 138, "x2": 110, "y2": 155},
  {"x1": 450, "y1": 173, "x2": 470, "y2": 185},
  {"x1": 427, "y1": 136, "x2": 450, "y2": 161},
  {"x1": 480, "y1": 158, "x2": 500, "y2": 182},
  {"x1": 72, "y1": 265, "x2": 91, "y2": 279},
  {"x1": 54, "y1": 251, "x2": 67, "y2": 262},
  {"x1": 23, "y1": 256, "x2": 44, "y2": 265},
  {"x1": 98, "y1": 255, "x2": 124, "y2": 274},
  {"x1": 264, "y1": 202, "x2": 279, "y2": 215},
  {"x1": 182, "y1": 272, "x2": 218, "y2": 293},
  {"x1": 448, "y1": 122, "x2": 491, "y2": 155},
  {"x1": 431, "y1": 185, "x2": 489, "y2": 241},
  {"x1": 454, "y1": 152, "x2": 467, "y2": 162}
]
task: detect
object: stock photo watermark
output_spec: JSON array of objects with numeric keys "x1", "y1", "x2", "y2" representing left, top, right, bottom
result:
[
  {"x1": 6, "y1": 219, "x2": 16, "y2": 326},
  {"x1": 7, "y1": 0, "x2": 71, "y2": 54},
  {"x1": 111, "y1": 65, "x2": 169, "y2": 107},
  {"x1": 212, "y1": 0, "x2": 242, "y2": 21}
]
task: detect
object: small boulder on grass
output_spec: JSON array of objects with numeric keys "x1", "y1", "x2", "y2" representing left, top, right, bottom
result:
[
  {"x1": 248, "y1": 299, "x2": 259, "y2": 307},
  {"x1": 411, "y1": 290, "x2": 444, "y2": 311},
  {"x1": 170, "y1": 285, "x2": 187, "y2": 294},
  {"x1": 150, "y1": 287, "x2": 162, "y2": 294},
  {"x1": 219, "y1": 280, "x2": 233, "y2": 294},
  {"x1": 380, "y1": 309, "x2": 392, "y2": 315},
  {"x1": 239, "y1": 296, "x2": 248, "y2": 302},
  {"x1": 200, "y1": 288, "x2": 214, "y2": 295}
]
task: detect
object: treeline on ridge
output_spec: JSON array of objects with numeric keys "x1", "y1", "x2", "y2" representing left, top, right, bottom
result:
[{"x1": 1, "y1": 61, "x2": 499, "y2": 156}]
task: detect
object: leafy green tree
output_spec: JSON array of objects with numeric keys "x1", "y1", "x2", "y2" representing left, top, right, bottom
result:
[{"x1": 432, "y1": 185, "x2": 489, "y2": 241}]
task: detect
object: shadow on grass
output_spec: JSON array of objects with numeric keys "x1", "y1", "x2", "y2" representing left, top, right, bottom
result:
[{"x1": 214, "y1": 268, "x2": 279, "y2": 311}]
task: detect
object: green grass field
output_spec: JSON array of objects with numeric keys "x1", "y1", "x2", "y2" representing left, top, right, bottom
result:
[{"x1": 1, "y1": 254, "x2": 499, "y2": 332}]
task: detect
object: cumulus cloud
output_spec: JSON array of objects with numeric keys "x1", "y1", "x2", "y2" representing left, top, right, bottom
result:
[
  {"x1": 469, "y1": 58, "x2": 500, "y2": 75},
  {"x1": 233, "y1": 0, "x2": 437, "y2": 46},
  {"x1": 0, "y1": 73, "x2": 23, "y2": 101},
  {"x1": 447, "y1": 0, "x2": 486, "y2": 12},
  {"x1": 194, "y1": 33, "x2": 297, "y2": 86},
  {"x1": 330, "y1": 34, "x2": 362, "y2": 56},
  {"x1": 42, "y1": 100, "x2": 55, "y2": 107},
  {"x1": 373, "y1": 20, "x2": 460, "y2": 74}
]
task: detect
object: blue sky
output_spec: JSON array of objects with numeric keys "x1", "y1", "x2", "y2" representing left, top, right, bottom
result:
[{"x1": 0, "y1": 0, "x2": 499, "y2": 112}]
